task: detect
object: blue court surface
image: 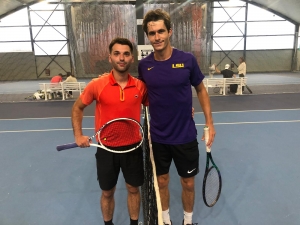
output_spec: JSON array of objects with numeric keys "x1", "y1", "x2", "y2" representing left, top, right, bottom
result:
[{"x1": 0, "y1": 100, "x2": 300, "y2": 225}]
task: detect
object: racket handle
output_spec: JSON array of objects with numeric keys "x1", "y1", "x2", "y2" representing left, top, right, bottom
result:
[
  {"x1": 204, "y1": 126, "x2": 211, "y2": 153},
  {"x1": 56, "y1": 142, "x2": 78, "y2": 151}
]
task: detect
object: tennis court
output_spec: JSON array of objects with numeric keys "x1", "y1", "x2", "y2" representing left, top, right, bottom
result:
[
  {"x1": 1, "y1": 0, "x2": 300, "y2": 223},
  {"x1": 0, "y1": 78, "x2": 300, "y2": 225}
]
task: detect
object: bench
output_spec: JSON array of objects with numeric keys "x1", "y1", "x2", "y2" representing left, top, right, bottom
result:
[
  {"x1": 203, "y1": 77, "x2": 247, "y2": 95},
  {"x1": 62, "y1": 82, "x2": 86, "y2": 99},
  {"x1": 39, "y1": 82, "x2": 86, "y2": 100}
]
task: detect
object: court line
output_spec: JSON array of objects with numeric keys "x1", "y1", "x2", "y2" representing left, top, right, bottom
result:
[
  {"x1": 0, "y1": 116, "x2": 94, "y2": 121},
  {"x1": 0, "y1": 120, "x2": 300, "y2": 134},
  {"x1": 0, "y1": 128, "x2": 93, "y2": 134},
  {"x1": 195, "y1": 108, "x2": 300, "y2": 114},
  {"x1": 195, "y1": 119, "x2": 300, "y2": 126},
  {"x1": 1, "y1": 108, "x2": 299, "y2": 121}
]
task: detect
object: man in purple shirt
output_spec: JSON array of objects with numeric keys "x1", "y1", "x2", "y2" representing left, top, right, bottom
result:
[{"x1": 138, "y1": 9, "x2": 216, "y2": 225}]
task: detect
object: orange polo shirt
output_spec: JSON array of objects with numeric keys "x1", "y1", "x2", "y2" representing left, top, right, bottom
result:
[
  {"x1": 51, "y1": 75, "x2": 63, "y2": 83},
  {"x1": 80, "y1": 72, "x2": 148, "y2": 146}
]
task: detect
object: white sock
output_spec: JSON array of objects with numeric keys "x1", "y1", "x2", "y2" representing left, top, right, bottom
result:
[
  {"x1": 162, "y1": 209, "x2": 171, "y2": 224},
  {"x1": 183, "y1": 211, "x2": 193, "y2": 224}
]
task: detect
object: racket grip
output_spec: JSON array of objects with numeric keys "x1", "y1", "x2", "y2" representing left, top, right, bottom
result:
[
  {"x1": 56, "y1": 142, "x2": 78, "y2": 151},
  {"x1": 204, "y1": 126, "x2": 211, "y2": 153}
]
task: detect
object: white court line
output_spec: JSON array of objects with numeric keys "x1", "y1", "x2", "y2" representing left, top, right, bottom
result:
[
  {"x1": 0, "y1": 109, "x2": 299, "y2": 121},
  {"x1": 195, "y1": 108, "x2": 300, "y2": 114},
  {"x1": 1, "y1": 120, "x2": 300, "y2": 134},
  {"x1": 0, "y1": 116, "x2": 94, "y2": 121},
  {"x1": 195, "y1": 119, "x2": 300, "y2": 126},
  {"x1": 0, "y1": 128, "x2": 93, "y2": 134}
]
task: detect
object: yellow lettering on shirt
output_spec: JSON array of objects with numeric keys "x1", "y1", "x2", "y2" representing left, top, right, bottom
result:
[{"x1": 172, "y1": 63, "x2": 184, "y2": 68}]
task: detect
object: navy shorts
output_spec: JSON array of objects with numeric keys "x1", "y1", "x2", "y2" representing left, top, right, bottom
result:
[
  {"x1": 152, "y1": 139, "x2": 199, "y2": 178},
  {"x1": 95, "y1": 146, "x2": 144, "y2": 190}
]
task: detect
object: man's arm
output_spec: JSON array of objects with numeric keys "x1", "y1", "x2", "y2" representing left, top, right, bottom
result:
[
  {"x1": 215, "y1": 66, "x2": 221, "y2": 74},
  {"x1": 194, "y1": 82, "x2": 216, "y2": 147},
  {"x1": 72, "y1": 98, "x2": 90, "y2": 147}
]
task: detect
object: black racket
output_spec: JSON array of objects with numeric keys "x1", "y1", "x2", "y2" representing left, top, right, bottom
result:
[
  {"x1": 56, "y1": 118, "x2": 144, "y2": 153},
  {"x1": 202, "y1": 126, "x2": 222, "y2": 207}
]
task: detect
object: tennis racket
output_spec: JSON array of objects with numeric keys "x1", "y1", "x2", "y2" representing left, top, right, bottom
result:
[
  {"x1": 202, "y1": 126, "x2": 222, "y2": 207},
  {"x1": 56, "y1": 118, "x2": 144, "y2": 153}
]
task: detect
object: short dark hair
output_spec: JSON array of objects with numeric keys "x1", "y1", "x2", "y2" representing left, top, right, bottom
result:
[
  {"x1": 109, "y1": 37, "x2": 133, "y2": 53},
  {"x1": 142, "y1": 9, "x2": 171, "y2": 35},
  {"x1": 239, "y1": 56, "x2": 245, "y2": 63}
]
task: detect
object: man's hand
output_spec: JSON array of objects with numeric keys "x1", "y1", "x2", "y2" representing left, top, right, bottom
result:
[
  {"x1": 75, "y1": 135, "x2": 91, "y2": 148},
  {"x1": 201, "y1": 124, "x2": 216, "y2": 148},
  {"x1": 98, "y1": 72, "x2": 110, "y2": 77}
]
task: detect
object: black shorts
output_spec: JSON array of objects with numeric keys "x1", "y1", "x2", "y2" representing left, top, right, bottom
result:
[
  {"x1": 152, "y1": 139, "x2": 199, "y2": 178},
  {"x1": 95, "y1": 146, "x2": 144, "y2": 190}
]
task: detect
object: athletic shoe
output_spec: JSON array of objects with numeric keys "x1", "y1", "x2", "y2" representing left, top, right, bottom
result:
[
  {"x1": 182, "y1": 220, "x2": 198, "y2": 225},
  {"x1": 164, "y1": 221, "x2": 172, "y2": 225}
]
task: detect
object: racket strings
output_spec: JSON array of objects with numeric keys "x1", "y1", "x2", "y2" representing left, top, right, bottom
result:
[
  {"x1": 204, "y1": 167, "x2": 221, "y2": 206},
  {"x1": 99, "y1": 120, "x2": 142, "y2": 148}
]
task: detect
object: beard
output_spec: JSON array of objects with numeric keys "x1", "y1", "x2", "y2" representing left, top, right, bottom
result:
[{"x1": 112, "y1": 62, "x2": 131, "y2": 73}]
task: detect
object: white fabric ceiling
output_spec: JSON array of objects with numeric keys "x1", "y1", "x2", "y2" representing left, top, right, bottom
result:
[
  {"x1": 0, "y1": 0, "x2": 300, "y2": 25},
  {"x1": 245, "y1": 0, "x2": 300, "y2": 25}
]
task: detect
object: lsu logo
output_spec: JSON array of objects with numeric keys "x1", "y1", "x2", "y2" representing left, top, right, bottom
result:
[{"x1": 172, "y1": 63, "x2": 184, "y2": 68}]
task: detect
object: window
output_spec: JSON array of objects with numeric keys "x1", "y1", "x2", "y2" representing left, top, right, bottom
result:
[
  {"x1": 213, "y1": 22, "x2": 245, "y2": 37},
  {"x1": 0, "y1": 27, "x2": 31, "y2": 41},
  {"x1": 247, "y1": 36, "x2": 294, "y2": 50},
  {"x1": 213, "y1": 37, "x2": 244, "y2": 51},
  {"x1": 213, "y1": 1, "x2": 246, "y2": 7},
  {"x1": 213, "y1": 7, "x2": 246, "y2": 22},
  {"x1": 212, "y1": 1, "x2": 296, "y2": 51},
  {"x1": 32, "y1": 26, "x2": 67, "y2": 40},
  {"x1": 0, "y1": 8, "x2": 29, "y2": 26},
  {"x1": 0, "y1": 42, "x2": 32, "y2": 52},
  {"x1": 0, "y1": 9, "x2": 31, "y2": 53},
  {"x1": 29, "y1": 3, "x2": 67, "y2": 55},
  {"x1": 34, "y1": 41, "x2": 68, "y2": 55},
  {"x1": 0, "y1": 2, "x2": 67, "y2": 55},
  {"x1": 247, "y1": 21, "x2": 295, "y2": 36},
  {"x1": 30, "y1": 11, "x2": 66, "y2": 26},
  {"x1": 247, "y1": 4, "x2": 285, "y2": 21},
  {"x1": 30, "y1": 2, "x2": 64, "y2": 10}
]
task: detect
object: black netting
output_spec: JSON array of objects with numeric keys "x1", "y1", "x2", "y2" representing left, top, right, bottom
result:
[{"x1": 141, "y1": 107, "x2": 159, "y2": 225}]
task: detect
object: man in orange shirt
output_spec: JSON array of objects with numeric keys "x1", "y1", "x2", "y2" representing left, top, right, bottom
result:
[{"x1": 71, "y1": 37, "x2": 147, "y2": 225}]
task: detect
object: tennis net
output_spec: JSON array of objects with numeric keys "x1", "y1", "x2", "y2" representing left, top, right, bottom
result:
[{"x1": 141, "y1": 106, "x2": 163, "y2": 225}]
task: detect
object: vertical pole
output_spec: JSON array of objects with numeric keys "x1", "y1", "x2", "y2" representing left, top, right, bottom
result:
[
  {"x1": 243, "y1": 1, "x2": 248, "y2": 60},
  {"x1": 208, "y1": 2, "x2": 213, "y2": 68},
  {"x1": 136, "y1": 0, "x2": 144, "y2": 46},
  {"x1": 27, "y1": 6, "x2": 39, "y2": 79},
  {"x1": 64, "y1": 4, "x2": 73, "y2": 75},
  {"x1": 291, "y1": 25, "x2": 299, "y2": 71}
]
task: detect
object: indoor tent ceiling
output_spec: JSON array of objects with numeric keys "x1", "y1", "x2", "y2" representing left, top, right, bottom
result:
[{"x1": 0, "y1": 0, "x2": 299, "y2": 25}]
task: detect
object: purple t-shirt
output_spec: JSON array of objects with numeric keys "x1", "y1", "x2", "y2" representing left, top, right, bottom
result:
[{"x1": 138, "y1": 48, "x2": 204, "y2": 144}]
